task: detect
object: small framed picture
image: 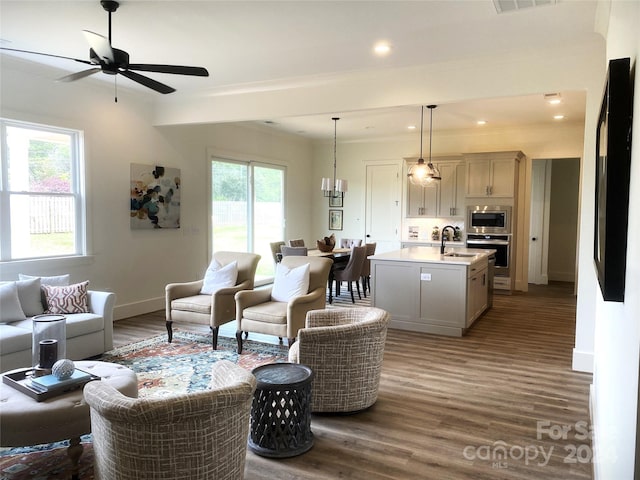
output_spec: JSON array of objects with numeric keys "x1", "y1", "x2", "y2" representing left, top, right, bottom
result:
[
  {"x1": 329, "y1": 210, "x2": 343, "y2": 230},
  {"x1": 329, "y1": 195, "x2": 343, "y2": 207}
]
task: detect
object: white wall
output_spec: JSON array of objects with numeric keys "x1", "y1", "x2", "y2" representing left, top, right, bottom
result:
[
  {"x1": 588, "y1": 2, "x2": 640, "y2": 478},
  {"x1": 0, "y1": 58, "x2": 314, "y2": 319}
]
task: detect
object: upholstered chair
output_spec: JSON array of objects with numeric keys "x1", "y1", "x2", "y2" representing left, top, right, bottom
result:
[
  {"x1": 280, "y1": 246, "x2": 308, "y2": 257},
  {"x1": 288, "y1": 307, "x2": 390, "y2": 413},
  {"x1": 165, "y1": 251, "x2": 260, "y2": 349},
  {"x1": 288, "y1": 238, "x2": 305, "y2": 247},
  {"x1": 269, "y1": 241, "x2": 286, "y2": 264},
  {"x1": 234, "y1": 256, "x2": 333, "y2": 353},
  {"x1": 332, "y1": 245, "x2": 367, "y2": 303},
  {"x1": 84, "y1": 360, "x2": 257, "y2": 480},
  {"x1": 339, "y1": 238, "x2": 363, "y2": 248},
  {"x1": 360, "y1": 242, "x2": 377, "y2": 297}
]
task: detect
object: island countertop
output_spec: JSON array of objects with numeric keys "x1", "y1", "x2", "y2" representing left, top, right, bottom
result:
[{"x1": 369, "y1": 246, "x2": 495, "y2": 266}]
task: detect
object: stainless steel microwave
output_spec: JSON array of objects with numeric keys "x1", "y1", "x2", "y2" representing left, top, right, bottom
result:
[{"x1": 467, "y1": 205, "x2": 512, "y2": 234}]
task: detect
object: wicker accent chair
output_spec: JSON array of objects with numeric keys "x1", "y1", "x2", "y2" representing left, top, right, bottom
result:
[
  {"x1": 235, "y1": 256, "x2": 333, "y2": 354},
  {"x1": 288, "y1": 239, "x2": 305, "y2": 247},
  {"x1": 165, "y1": 251, "x2": 261, "y2": 349},
  {"x1": 84, "y1": 360, "x2": 257, "y2": 480},
  {"x1": 288, "y1": 307, "x2": 390, "y2": 413}
]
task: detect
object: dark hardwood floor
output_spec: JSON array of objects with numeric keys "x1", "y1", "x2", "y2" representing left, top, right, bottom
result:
[{"x1": 114, "y1": 282, "x2": 593, "y2": 480}]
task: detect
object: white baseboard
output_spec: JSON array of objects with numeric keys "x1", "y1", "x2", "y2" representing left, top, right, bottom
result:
[
  {"x1": 572, "y1": 348, "x2": 594, "y2": 373},
  {"x1": 114, "y1": 296, "x2": 164, "y2": 321},
  {"x1": 548, "y1": 271, "x2": 576, "y2": 283}
]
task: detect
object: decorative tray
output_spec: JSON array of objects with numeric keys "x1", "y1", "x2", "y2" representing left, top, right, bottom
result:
[{"x1": 2, "y1": 368, "x2": 100, "y2": 402}]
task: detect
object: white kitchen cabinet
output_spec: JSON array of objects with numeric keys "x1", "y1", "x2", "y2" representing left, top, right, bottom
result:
[
  {"x1": 464, "y1": 152, "x2": 523, "y2": 199},
  {"x1": 406, "y1": 158, "x2": 465, "y2": 217},
  {"x1": 466, "y1": 263, "x2": 488, "y2": 325}
]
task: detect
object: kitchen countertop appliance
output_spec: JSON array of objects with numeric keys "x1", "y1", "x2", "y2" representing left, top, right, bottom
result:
[{"x1": 467, "y1": 205, "x2": 512, "y2": 234}]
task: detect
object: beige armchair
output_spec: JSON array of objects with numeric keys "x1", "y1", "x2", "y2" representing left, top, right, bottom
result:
[
  {"x1": 288, "y1": 307, "x2": 390, "y2": 413},
  {"x1": 165, "y1": 251, "x2": 261, "y2": 349},
  {"x1": 84, "y1": 360, "x2": 256, "y2": 480},
  {"x1": 234, "y1": 256, "x2": 332, "y2": 353}
]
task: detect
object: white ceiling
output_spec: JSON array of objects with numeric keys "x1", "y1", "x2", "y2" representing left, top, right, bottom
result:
[{"x1": 0, "y1": 0, "x2": 598, "y2": 140}]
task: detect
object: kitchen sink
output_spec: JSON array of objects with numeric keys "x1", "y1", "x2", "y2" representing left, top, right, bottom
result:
[{"x1": 444, "y1": 252, "x2": 477, "y2": 258}]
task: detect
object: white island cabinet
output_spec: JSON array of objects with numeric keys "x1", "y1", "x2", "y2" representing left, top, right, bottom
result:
[{"x1": 369, "y1": 246, "x2": 490, "y2": 337}]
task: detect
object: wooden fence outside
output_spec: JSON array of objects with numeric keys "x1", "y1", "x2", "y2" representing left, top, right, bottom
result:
[{"x1": 29, "y1": 196, "x2": 75, "y2": 234}]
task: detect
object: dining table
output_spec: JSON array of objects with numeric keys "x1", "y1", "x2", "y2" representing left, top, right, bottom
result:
[{"x1": 306, "y1": 247, "x2": 351, "y2": 303}]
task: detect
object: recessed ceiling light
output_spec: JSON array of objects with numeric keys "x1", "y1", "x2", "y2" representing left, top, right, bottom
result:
[
  {"x1": 477, "y1": 120, "x2": 487, "y2": 125},
  {"x1": 408, "y1": 125, "x2": 417, "y2": 130},
  {"x1": 373, "y1": 42, "x2": 392, "y2": 56},
  {"x1": 553, "y1": 114, "x2": 565, "y2": 120},
  {"x1": 545, "y1": 93, "x2": 562, "y2": 105}
]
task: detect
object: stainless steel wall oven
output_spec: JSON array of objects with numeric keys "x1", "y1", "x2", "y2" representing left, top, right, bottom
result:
[{"x1": 466, "y1": 234, "x2": 511, "y2": 278}]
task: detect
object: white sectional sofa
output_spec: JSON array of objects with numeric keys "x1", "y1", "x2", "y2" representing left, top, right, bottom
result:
[{"x1": 0, "y1": 277, "x2": 115, "y2": 373}]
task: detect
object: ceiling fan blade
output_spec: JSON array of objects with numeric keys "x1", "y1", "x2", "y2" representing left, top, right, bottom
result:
[
  {"x1": 57, "y1": 68, "x2": 102, "y2": 83},
  {"x1": 128, "y1": 64, "x2": 209, "y2": 77},
  {"x1": 0, "y1": 47, "x2": 93, "y2": 65},
  {"x1": 119, "y1": 69, "x2": 176, "y2": 94},
  {"x1": 82, "y1": 30, "x2": 114, "y2": 63}
]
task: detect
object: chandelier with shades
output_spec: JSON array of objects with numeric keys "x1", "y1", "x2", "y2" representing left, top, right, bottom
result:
[{"x1": 321, "y1": 117, "x2": 348, "y2": 198}]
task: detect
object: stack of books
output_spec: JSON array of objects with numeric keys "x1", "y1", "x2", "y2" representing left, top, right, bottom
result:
[{"x1": 29, "y1": 369, "x2": 94, "y2": 394}]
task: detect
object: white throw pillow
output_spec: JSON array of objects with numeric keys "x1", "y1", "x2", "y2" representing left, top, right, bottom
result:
[
  {"x1": 18, "y1": 273, "x2": 70, "y2": 286},
  {"x1": 0, "y1": 282, "x2": 27, "y2": 323},
  {"x1": 271, "y1": 263, "x2": 310, "y2": 302},
  {"x1": 200, "y1": 260, "x2": 238, "y2": 295},
  {"x1": 15, "y1": 277, "x2": 44, "y2": 316}
]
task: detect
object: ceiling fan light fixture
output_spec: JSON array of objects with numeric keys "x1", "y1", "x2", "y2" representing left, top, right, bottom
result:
[{"x1": 408, "y1": 105, "x2": 440, "y2": 186}]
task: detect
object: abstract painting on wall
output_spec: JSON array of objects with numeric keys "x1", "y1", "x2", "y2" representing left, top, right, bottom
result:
[{"x1": 130, "y1": 163, "x2": 181, "y2": 229}]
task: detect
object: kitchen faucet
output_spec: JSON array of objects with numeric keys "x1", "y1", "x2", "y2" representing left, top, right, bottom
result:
[{"x1": 440, "y1": 225, "x2": 456, "y2": 254}]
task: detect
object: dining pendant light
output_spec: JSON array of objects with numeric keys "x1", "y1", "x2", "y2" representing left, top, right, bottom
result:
[
  {"x1": 321, "y1": 117, "x2": 348, "y2": 198},
  {"x1": 408, "y1": 105, "x2": 441, "y2": 186}
]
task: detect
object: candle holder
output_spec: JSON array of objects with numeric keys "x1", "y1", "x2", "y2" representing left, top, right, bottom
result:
[{"x1": 32, "y1": 315, "x2": 67, "y2": 373}]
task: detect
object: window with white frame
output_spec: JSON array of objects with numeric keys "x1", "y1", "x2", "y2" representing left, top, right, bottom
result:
[{"x1": 0, "y1": 119, "x2": 85, "y2": 261}]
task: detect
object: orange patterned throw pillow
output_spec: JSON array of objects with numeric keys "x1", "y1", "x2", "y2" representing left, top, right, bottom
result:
[{"x1": 42, "y1": 281, "x2": 90, "y2": 314}]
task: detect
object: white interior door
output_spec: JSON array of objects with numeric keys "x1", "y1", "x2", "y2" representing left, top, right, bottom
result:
[
  {"x1": 528, "y1": 159, "x2": 551, "y2": 284},
  {"x1": 365, "y1": 162, "x2": 401, "y2": 253}
]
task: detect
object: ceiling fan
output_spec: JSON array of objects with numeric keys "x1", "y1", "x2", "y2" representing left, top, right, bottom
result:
[{"x1": 0, "y1": 0, "x2": 209, "y2": 95}]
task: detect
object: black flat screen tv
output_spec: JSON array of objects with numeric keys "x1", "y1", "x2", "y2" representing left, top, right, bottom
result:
[{"x1": 594, "y1": 57, "x2": 633, "y2": 302}]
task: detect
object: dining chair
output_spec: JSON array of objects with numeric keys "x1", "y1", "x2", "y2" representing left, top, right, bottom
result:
[
  {"x1": 339, "y1": 238, "x2": 363, "y2": 248},
  {"x1": 269, "y1": 241, "x2": 286, "y2": 264},
  {"x1": 361, "y1": 242, "x2": 377, "y2": 297},
  {"x1": 281, "y1": 246, "x2": 308, "y2": 257},
  {"x1": 332, "y1": 245, "x2": 367, "y2": 303},
  {"x1": 288, "y1": 239, "x2": 305, "y2": 247}
]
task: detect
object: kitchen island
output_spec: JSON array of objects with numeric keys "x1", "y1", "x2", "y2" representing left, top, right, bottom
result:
[{"x1": 369, "y1": 246, "x2": 494, "y2": 336}]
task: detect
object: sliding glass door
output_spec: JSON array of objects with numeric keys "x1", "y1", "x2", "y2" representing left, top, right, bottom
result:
[{"x1": 211, "y1": 158, "x2": 284, "y2": 282}]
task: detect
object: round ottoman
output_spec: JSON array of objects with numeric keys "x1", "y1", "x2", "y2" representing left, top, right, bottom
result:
[{"x1": 0, "y1": 360, "x2": 138, "y2": 479}]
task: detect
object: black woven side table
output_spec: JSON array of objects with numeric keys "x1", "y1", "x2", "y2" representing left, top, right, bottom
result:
[{"x1": 249, "y1": 362, "x2": 314, "y2": 458}]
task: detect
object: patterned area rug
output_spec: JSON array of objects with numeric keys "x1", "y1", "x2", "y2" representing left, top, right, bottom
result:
[{"x1": 0, "y1": 331, "x2": 289, "y2": 480}]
